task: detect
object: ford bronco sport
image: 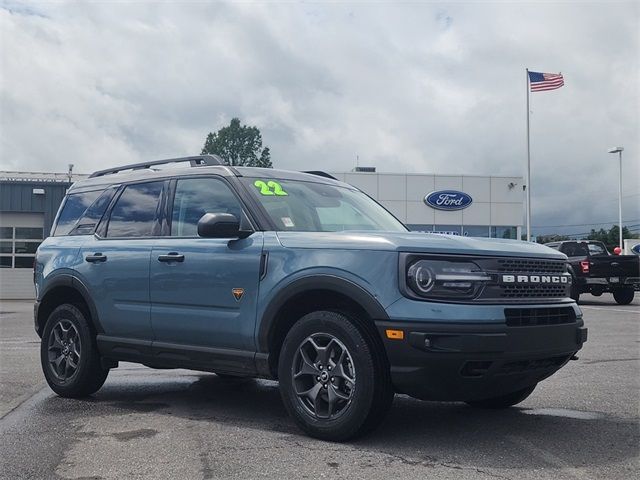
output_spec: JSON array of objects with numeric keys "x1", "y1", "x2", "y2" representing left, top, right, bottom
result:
[{"x1": 34, "y1": 155, "x2": 587, "y2": 441}]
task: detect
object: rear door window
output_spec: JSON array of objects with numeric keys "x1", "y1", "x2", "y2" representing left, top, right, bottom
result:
[{"x1": 106, "y1": 182, "x2": 165, "y2": 238}]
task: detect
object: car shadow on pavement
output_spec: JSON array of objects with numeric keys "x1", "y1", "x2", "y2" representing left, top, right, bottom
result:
[{"x1": 43, "y1": 371, "x2": 640, "y2": 472}]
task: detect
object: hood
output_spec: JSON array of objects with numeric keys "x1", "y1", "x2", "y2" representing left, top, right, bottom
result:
[{"x1": 275, "y1": 231, "x2": 567, "y2": 259}]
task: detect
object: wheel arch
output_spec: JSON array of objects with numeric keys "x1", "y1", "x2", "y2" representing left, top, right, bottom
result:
[
  {"x1": 256, "y1": 275, "x2": 390, "y2": 378},
  {"x1": 36, "y1": 275, "x2": 103, "y2": 337}
]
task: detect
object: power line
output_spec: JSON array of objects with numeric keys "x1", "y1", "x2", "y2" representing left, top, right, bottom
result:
[
  {"x1": 553, "y1": 226, "x2": 640, "y2": 238},
  {"x1": 533, "y1": 218, "x2": 640, "y2": 228}
]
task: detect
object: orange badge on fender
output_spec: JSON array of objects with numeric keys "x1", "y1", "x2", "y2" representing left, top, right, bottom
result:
[{"x1": 232, "y1": 288, "x2": 244, "y2": 301}]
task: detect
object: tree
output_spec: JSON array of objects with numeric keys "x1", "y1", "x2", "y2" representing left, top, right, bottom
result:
[
  {"x1": 201, "y1": 118, "x2": 273, "y2": 167},
  {"x1": 587, "y1": 225, "x2": 636, "y2": 251},
  {"x1": 535, "y1": 234, "x2": 570, "y2": 244}
]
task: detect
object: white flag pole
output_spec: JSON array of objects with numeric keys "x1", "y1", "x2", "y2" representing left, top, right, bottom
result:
[{"x1": 525, "y1": 68, "x2": 532, "y2": 242}]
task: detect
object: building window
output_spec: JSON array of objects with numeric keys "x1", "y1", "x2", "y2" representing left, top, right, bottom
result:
[
  {"x1": 0, "y1": 226, "x2": 43, "y2": 268},
  {"x1": 491, "y1": 226, "x2": 517, "y2": 239},
  {"x1": 434, "y1": 225, "x2": 462, "y2": 236},
  {"x1": 463, "y1": 226, "x2": 490, "y2": 237},
  {"x1": 396, "y1": 224, "x2": 519, "y2": 240},
  {"x1": 406, "y1": 224, "x2": 434, "y2": 233}
]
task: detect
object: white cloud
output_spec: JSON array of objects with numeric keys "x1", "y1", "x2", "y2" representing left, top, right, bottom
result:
[{"x1": 0, "y1": 0, "x2": 638, "y2": 234}]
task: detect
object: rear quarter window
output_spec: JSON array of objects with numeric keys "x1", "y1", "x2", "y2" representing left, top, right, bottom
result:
[{"x1": 54, "y1": 190, "x2": 104, "y2": 236}]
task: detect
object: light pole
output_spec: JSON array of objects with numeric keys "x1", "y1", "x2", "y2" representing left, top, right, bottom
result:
[{"x1": 608, "y1": 147, "x2": 624, "y2": 250}]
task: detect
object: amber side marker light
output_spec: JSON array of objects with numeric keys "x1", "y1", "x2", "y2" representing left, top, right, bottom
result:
[{"x1": 385, "y1": 329, "x2": 404, "y2": 340}]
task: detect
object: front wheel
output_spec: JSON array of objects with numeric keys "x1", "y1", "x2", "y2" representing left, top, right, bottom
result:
[
  {"x1": 613, "y1": 287, "x2": 634, "y2": 305},
  {"x1": 278, "y1": 311, "x2": 393, "y2": 441},
  {"x1": 465, "y1": 384, "x2": 536, "y2": 409},
  {"x1": 40, "y1": 304, "x2": 109, "y2": 398}
]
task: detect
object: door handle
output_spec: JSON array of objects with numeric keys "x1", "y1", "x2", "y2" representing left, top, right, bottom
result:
[
  {"x1": 85, "y1": 253, "x2": 107, "y2": 263},
  {"x1": 158, "y1": 253, "x2": 185, "y2": 263}
]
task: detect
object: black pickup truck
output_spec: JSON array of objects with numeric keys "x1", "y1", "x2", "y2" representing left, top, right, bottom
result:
[{"x1": 545, "y1": 240, "x2": 640, "y2": 304}]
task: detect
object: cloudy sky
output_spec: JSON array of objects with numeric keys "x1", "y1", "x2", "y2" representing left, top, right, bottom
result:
[{"x1": 1, "y1": 0, "x2": 638, "y2": 236}]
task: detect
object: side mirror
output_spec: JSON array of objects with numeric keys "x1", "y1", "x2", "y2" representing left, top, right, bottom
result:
[{"x1": 197, "y1": 213, "x2": 251, "y2": 239}]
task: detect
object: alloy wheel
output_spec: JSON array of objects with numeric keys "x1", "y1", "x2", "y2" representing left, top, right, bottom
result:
[
  {"x1": 47, "y1": 319, "x2": 81, "y2": 381},
  {"x1": 292, "y1": 333, "x2": 356, "y2": 419}
]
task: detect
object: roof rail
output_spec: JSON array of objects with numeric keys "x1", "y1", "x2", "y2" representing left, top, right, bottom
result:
[
  {"x1": 302, "y1": 171, "x2": 337, "y2": 180},
  {"x1": 89, "y1": 154, "x2": 225, "y2": 178}
]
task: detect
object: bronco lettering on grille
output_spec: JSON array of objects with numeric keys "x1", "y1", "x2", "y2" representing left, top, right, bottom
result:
[{"x1": 501, "y1": 274, "x2": 570, "y2": 284}]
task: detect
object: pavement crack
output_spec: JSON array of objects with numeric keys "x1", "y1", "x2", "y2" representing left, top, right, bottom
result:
[
  {"x1": 582, "y1": 357, "x2": 639, "y2": 365},
  {"x1": 384, "y1": 453, "x2": 512, "y2": 479}
]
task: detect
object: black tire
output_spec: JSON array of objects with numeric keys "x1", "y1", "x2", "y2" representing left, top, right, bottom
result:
[
  {"x1": 613, "y1": 288, "x2": 634, "y2": 305},
  {"x1": 40, "y1": 304, "x2": 109, "y2": 398},
  {"x1": 465, "y1": 384, "x2": 536, "y2": 409},
  {"x1": 278, "y1": 311, "x2": 393, "y2": 441}
]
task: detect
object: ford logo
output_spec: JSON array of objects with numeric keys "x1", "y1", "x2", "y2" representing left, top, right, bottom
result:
[{"x1": 424, "y1": 190, "x2": 473, "y2": 211}]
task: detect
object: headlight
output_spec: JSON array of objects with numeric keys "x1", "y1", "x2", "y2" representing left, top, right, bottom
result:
[{"x1": 406, "y1": 259, "x2": 490, "y2": 300}]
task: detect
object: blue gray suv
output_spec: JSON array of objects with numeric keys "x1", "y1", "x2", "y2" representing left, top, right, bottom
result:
[{"x1": 34, "y1": 155, "x2": 587, "y2": 441}]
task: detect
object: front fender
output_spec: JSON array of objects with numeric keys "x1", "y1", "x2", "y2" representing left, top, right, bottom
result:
[{"x1": 255, "y1": 273, "x2": 390, "y2": 353}]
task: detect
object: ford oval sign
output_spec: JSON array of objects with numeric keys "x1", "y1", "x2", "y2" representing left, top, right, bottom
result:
[{"x1": 424, "y1": 190, "x2": 473, "y2": 210}]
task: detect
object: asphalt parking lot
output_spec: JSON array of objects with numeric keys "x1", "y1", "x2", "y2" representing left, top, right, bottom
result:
[{"x1": 1, "y1": 296, "x2": 638, "y2": 479}]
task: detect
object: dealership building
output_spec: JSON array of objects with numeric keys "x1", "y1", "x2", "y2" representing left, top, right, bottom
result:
[
  {"x1": 329, "y1": 170, "x2": 524, "y2": 239},
  {"x1": 0, "y1": 169, "x2": 523, "y2": 299}
]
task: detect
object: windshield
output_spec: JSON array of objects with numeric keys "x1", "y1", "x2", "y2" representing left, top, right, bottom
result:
[{"x1": 242, "y1": 177, "x2": 408, "y2": 232}]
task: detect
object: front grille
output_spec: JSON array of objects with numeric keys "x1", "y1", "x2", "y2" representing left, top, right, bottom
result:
[
  {"x1": 471, "y1": 257, "x2": 570, "y2": 302},
  {"x1": 500, "y1": 284, "x2": 567, "y2": 299},
  {"x1": 496, "y1": 355, "x2": 571, "y2": 375},
  {"x1": 504, "y1": 307, "x2": 576, "y2": 327},
  {"x1": 496, "y1": 258, "x2": 566, "y2": 274}
]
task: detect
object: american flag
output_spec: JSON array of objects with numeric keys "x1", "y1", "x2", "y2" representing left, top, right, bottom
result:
[{"x1": 528, "y1": 71, "x2": 564, "y2": 92}]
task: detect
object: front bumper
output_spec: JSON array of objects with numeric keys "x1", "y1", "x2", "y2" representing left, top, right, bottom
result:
[{"x1": 376, "y1": 314, "x2": 587, "y2": 401}]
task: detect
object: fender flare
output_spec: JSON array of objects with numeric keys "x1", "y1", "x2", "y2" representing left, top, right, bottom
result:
[
  {"x1": 256, "y1": 274, "x2": 389, "y2": 353},
  {"x1": 37, "y1": 274, "x2": 104, "y2": 334}
]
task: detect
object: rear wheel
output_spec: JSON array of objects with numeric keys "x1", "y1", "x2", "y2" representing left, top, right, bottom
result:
[
  {"x1": 40, "y1": 304, "x2": 109, "y2": 398},
  {"x1": 613, "y1": 287, "x2": 634, "y2": 305},
  {"x1": 278, "y1": 311, "x2": 393, "y2": 441},
  {"x1": 465, "y1": 384, "x2": 536, "y2": 409}
]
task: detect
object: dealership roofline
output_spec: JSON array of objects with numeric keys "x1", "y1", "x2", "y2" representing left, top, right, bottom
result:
[
  {"x1": 1, "y1": 170, "x2": 523, "y2": 182},
  {"x1": 331, "y1": 171, "x2": 523, "y2": 179},
  {"x1": 0, "y1": 171, "x2": 89, "y2": 183}
]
